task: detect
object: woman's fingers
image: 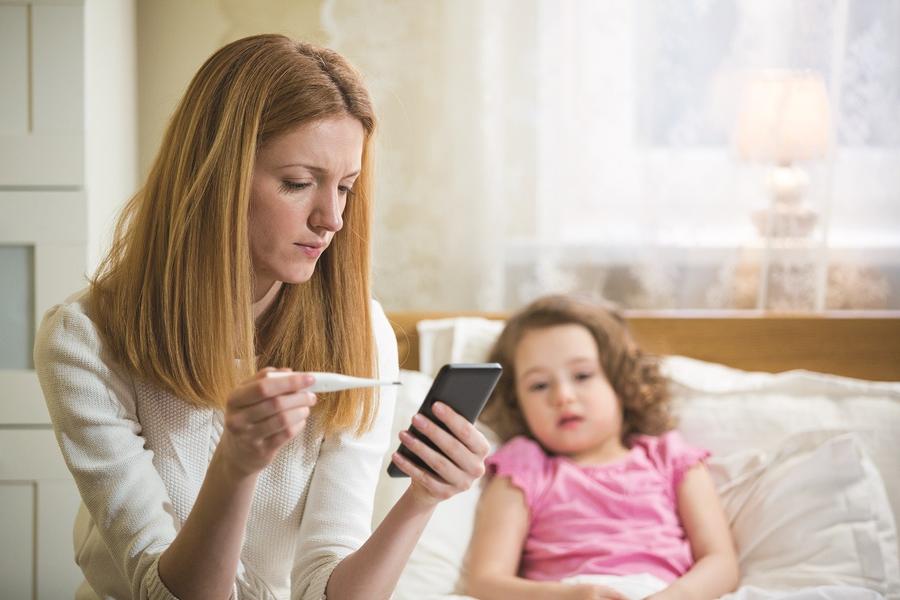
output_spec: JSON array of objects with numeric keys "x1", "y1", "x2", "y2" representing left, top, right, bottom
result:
[
  {"x1": 396, "y1": 402, "x2": 491, "y2": 492},
  {"x1": 224, "y1": 370, "x2": 318, "y2": 451},
  {"x1": 258, "y1": 404, "x2": 311, "y2": 439},
  {"x1": 397, "y1": 430, "x2": 467, "y2": 488},
  {"x1": 407, "y1": 411, "x2": 486, "y2": 479},
  {"x1": 241, "y1": 390, "x2": 317, "y2": 425},
  {"x1": 390, "y1": 451, "x2": 456, "y2": 500},
  {"x1": 244, "y1": 405, "x2": 309, "y2": 439},
  {"x1": 430, "y1": 402, "x2": 492, "y2": 458},
  {"x1": 226, "y1": 391, "x2": 316, "y2": 436},
  {"x1": 228, "y1": 372, "x2": 313, "y2": 409},
  {"x1": 219, "y1": 369, "x2": 318, "y2": 476},
  {"x1": 254, "y1": 366, "x2": 281, "y2": 378}
]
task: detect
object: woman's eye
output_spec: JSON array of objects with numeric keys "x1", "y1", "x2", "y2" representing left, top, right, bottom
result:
[
  {"x1": 338, "y1": 185, "x2": 353, "y2": 196},
  {"x1": 280, "y1": 181, "x2": 312, "y2": 193}
]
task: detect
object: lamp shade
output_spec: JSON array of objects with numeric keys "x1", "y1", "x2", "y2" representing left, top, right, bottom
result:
[{"x1": 734, "y1": 70, "x2": 832, "y2": 164}]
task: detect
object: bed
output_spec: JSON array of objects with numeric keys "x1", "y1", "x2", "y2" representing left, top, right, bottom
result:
[{"x1": 371, "y1": 310, "x2": 900, "y2": 600}]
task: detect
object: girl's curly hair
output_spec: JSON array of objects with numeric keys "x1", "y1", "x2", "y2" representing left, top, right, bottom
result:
[{"x1": 480, "y1": 294, "x2": 674, "y2": 446}]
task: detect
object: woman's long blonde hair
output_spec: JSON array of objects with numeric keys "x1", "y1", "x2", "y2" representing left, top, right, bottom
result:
[{"x1": 90, "y1": 34, "x2": 378, "y2": 436}]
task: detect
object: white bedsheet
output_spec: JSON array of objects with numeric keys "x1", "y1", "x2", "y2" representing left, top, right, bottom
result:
[
  {"x1": 722, "y1": 586, "x2": 886, "y2": 600},
  {"x1": 561, "y1": 573, "x2": 668, "y2": 598},
  {"x1": 559, "y1": 577, "x2": 886, "y2": 600},
  {"x1": 432, "y1": 584, "x2": 884, "y2": 600}
]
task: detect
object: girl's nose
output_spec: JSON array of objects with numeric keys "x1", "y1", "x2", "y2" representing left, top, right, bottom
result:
[{"x1": 551, "y1": 380, "x2": 576, "y2": 407}]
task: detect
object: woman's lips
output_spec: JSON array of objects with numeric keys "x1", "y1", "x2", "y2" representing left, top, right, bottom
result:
[{"x1": 295, "y1": 243, "x2": 324, "y2": 258}]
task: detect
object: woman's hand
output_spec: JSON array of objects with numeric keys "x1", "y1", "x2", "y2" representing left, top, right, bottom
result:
[
  {"x1": 390, "y1": 401, "x2": 490, "y2": 507},
  {"x1": 218, "y1": 368, "x2": 317, "y2": 478}
]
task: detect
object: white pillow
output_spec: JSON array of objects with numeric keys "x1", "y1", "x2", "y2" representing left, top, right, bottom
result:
[
  {"x1": 666, "y1": 355, "x2": 900, "y2": 534},
  {"x1": 712, "y1": 431, "x2": 900, "y2": 597},
  {"x1": 416, "y1": 317, "x2": 504, "y2": 378}
]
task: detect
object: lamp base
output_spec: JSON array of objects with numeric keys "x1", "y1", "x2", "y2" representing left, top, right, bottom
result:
[
  {"x1": 752, "y1": 204, "x2": 818, "y2": 239},
  {"x1": 753, "y1": 164, "x2": 818, "y2": 239}
]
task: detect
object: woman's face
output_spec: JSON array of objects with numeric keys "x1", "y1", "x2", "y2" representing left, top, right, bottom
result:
[
  {"x1": 514, "y1": 324, "x2": 625, "y2": 463},
  {"x1": 249, "y1": 114, "x2": 364, "y2": 297}
]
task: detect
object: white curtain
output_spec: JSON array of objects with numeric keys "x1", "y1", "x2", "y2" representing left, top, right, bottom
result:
[{"x1": 322, "y1": 0, "x2": 900, "y2": 311}]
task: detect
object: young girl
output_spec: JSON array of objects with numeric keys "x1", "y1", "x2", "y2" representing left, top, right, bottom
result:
[{"x1": 465, "y1": 295, "x2": 739, "y2": 600}]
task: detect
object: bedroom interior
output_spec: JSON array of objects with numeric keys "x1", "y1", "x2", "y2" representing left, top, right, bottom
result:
[
  {"x1": 0, "y1": 0, "x2": 898, "y2": 598},
  {"x1": 379, "y1": 311, "x2": 900, "y2": 599}
]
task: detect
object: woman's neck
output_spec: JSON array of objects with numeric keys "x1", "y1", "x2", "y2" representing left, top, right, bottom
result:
[{"x1": 252, "y1": 279, "x2": 282, "y2": 323}]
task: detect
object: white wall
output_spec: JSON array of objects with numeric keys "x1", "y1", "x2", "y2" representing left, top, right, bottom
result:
[
  {"x1": 85, "y1": 0, "x2": 138, "y2": 273},
  {"x1": 137, "y1": 0, "x2": 327, "y2": 178}
]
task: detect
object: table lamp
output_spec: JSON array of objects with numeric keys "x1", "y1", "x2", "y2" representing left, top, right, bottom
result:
[{"x1": 733, "y1": 70, "x2": 832, "y2": 239}]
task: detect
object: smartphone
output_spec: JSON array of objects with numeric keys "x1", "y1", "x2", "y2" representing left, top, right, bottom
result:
[{"x1": 388, "y1": 363, "x2": 502, "y2": 478}]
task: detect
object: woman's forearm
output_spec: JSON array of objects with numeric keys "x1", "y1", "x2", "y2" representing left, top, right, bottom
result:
[
  {"x1": 157, "y1": 447, "x2": 258, "y2": 600},
  {"x1": 325, "y1": 487, "x2": 437, "y2": 600}
]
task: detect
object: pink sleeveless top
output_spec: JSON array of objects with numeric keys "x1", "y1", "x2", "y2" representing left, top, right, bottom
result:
[{"x1": 485, "y1": 430, "x2": 709, "y2": 582}]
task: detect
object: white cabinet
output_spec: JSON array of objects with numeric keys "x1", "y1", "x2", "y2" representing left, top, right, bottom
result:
[
  {"x1": 0, "y1": 431, "x2": 83, "y2": 598},
  {"x1": 0, "y1": 1, "x2": 134, "y2": 597},
  {"x1": 0, "y1": 1, "x2": 84, "y2": 187}
]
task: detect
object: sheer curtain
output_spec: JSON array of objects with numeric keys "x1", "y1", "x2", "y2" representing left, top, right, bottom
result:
[{"x1": 322, "y1": 0, "x2": 900, "y2": 311}]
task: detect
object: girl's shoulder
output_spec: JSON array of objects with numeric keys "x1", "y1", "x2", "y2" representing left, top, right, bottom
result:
[
  {"x1": 630, "y1": 430, "x2": 710, "y2": 487},
  {"x1": 484, "y1": 436, "x2": 554, "y2": 507},
  {"x1": 488, "y1": 435, "x2": 549, "y2": 467}
]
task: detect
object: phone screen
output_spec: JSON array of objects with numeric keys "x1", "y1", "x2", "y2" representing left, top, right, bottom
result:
[{"x1": 387, "y1": 363, "x2": 502, "y2": 478}]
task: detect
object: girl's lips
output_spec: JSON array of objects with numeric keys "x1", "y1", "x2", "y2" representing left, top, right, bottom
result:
[{"x1": 558, "y1": 415, "x2": 584, "y2": 429}]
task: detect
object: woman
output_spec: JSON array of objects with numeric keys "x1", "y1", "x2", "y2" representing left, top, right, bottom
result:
[{"x1": 34, "y1": 34, "x2": 489, "y2": 600}]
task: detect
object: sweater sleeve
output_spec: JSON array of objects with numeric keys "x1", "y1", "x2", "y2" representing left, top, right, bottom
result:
[
  {"x1": 290, "y1": 299, "x2": 398, "y2": 600},
  {"x1": 33, "y1": 301, "x2": 181, "y2": 600}
]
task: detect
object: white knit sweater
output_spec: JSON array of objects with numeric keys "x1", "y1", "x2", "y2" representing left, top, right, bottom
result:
[{"x1": 33, "y1": 291, "x2": 397, "y2": 600}]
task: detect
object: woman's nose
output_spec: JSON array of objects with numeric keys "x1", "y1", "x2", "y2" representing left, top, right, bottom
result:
[{"x1": 310, "y1": 188, "x2": 344, "y2": 232}]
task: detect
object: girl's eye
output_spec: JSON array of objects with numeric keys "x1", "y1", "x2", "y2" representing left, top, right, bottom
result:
[
  {"x1": 574, "y1": 371, "x2": 594, "y2": 381},
  {"x1": 280, "y1": 181, "x2": 312, "y2": 193},
  {"x1": 528, "y1": 382, "x2": 548, "y2": 392}
]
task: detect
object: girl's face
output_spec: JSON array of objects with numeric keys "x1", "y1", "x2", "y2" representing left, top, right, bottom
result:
[
  {"x1": 514, "y1": 324, "x2": 627, "y2": 464},
  {"x1": 248, "y1": 114, "x2": 364, "y2": 300}
]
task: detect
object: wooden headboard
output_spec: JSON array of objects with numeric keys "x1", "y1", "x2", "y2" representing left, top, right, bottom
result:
[{"x1": 386, "y1": 311, "x2": 900, "y2": 381}]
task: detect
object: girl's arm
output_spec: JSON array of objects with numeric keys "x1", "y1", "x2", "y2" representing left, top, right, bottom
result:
[
  {"x1": 649, "y1": 464, "x2": 740, "y2": 600},
  {"x1": 465, "y1": 476, "x2": 626, "y2": 600}
]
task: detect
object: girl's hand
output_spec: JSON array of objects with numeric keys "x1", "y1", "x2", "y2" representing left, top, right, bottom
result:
[
  {"x1": 565, "y1": 584, "x2": 629, "y2": 600},
  {"x1": 646, "y1": 590, "x2": 686, "y2": 600},
  {"x1": 219, "y1": 368, "x2": 317, "y2": 478},
  {"x1": 391, "y1": 401, "x2": 490, "y2": 507}
]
